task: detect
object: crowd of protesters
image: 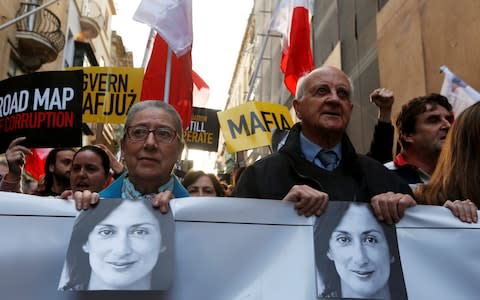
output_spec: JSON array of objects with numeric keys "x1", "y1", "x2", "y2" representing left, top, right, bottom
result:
[{"x1": 0, "y1": 66, "x2": 478, "y2": 224}]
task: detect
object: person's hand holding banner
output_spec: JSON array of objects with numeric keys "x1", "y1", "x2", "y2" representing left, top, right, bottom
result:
[
  {"x1": 282, "y1": 184, "x2": 328, "y2": 217},
  {"x1": 371, "y1": 192, "x2": 417, "y2": 224},
  {"x1": 443, "y1": 199, "x2": 478, "y2": 223}
]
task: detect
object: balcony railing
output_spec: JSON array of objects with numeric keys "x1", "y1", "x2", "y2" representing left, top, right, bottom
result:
[
  {"x1": 79, "y1": 0, "x2": 104, "y2": 39},
  {"x1": 15, "y1": 2, "x2": 65, "y2": 71}
]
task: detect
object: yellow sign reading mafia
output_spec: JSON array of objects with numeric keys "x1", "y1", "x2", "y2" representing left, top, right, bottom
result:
[
  {"x1": 70, "y1": 67, "x2": 144, "y2": 124},
  {"x1": 217, "y1": 101, "x2": 294, "y2": 153}
]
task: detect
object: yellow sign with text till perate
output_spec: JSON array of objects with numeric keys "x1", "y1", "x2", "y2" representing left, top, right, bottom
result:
[
  {"x1": 70, "y1": 67, "x2": 144, "y2": 124},
  {"x1": 217, "y1": 101, "x2": 294, "y2": 153}
]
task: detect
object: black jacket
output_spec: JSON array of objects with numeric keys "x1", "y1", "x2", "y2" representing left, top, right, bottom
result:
[{"x1": 233, "y1": 123, "x2": 412, "y2": 202}]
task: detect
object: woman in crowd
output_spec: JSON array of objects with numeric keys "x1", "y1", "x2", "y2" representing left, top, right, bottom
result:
[
  {"x1": 59, "y1": 198, "x2": 173, "y2": 290},
  {"x1": 0, "y1": 140, "x2": 113, "y2": 195},
  {"x1": 314, "y1": 202, "x2": 407, "y2": 299},
  {"x1": 73, "y1": 100, "x2": 189, "y2": 211},
  {"x1": 59, "y1": 145, "x2": 111, "y2": 198},
  {"x1": 182, "y1": 170, "x2": 225, "y2": 196},
  {"x1": 416, "y1": 102, "x2": 480, "y2": 223}
]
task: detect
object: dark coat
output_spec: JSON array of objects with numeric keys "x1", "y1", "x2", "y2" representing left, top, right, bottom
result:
[{"x1": 233, "y1": 123, "x2": 412, "y2": 202}]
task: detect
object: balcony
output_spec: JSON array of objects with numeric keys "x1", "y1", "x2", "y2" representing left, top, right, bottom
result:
[
  {"x1": 15, "y1": 2, "x2": 65, "y2": 72},
  {"x1": 79, "y1": 0, "x2": 104, "y2": 39}
]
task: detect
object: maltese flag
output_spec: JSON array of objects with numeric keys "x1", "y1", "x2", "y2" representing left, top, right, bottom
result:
[
  {"x1": 269, "y1": 0, "x2": 314, "y2": 96},
  {"x1": 133, "y1": 0, "x2": 193, "y2": 56},
  {"x1": 440, "y1": 65, "x2": 480, "y2": 116},
  {"x1": 134, "y1": 0, "x2": 194, "y2": 129}
]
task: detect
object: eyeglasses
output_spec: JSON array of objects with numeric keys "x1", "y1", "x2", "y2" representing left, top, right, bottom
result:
[{"x1": 126, "y1": 125, "x2": 178, "y2": 143}]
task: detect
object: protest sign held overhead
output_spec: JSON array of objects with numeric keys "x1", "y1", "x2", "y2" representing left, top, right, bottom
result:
[
  {"x1": 73, "y1": 67, "x2": 143, "y2": 124},
  {"x1": 184, "y1": 106, "x2": 220, "y2": 152},
  {"x1": 0, "y1": 71, "x2": 83, "y2": 153},
  {"x1": 217, "y1": 101, "x2": 294, "y2": 153}
]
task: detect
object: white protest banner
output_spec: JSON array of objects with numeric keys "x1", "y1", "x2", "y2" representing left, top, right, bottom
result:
[{"x1": 0, "y1": 192, "x2": 478, "y2": 299}]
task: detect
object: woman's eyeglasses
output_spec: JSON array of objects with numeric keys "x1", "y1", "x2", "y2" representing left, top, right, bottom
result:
[{"x1": 126, "y1": 125, "x2": 178, "y2": 143}]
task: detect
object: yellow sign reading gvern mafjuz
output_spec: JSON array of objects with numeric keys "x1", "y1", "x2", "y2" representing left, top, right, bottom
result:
[
  {"x1": 217, "y1": 101, "x2": 294, "y2": 153},
  {"x1": 72, "y1": 67, "x2": 144, "y2": 124}
]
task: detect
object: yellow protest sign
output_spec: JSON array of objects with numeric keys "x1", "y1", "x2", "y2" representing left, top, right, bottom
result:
[
  {"x1": 217, "y1": 101, "x2": 294, "y2": 153},
  {"x1": 70, "y1": 67, "x2": 144, "y2": 124}
]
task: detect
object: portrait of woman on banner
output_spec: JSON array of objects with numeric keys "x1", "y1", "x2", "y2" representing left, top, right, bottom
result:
[
  {"x1": 314, "y1": 202, "x2": 407, "y2": 300},
  {"x1": 58, "y1": 198, "x2": 174, "y2": 291}
]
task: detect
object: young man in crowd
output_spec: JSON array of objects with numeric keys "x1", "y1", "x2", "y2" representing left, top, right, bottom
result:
[{"x1": 35, "y1": 147, "x2": 76, "y2": 196}]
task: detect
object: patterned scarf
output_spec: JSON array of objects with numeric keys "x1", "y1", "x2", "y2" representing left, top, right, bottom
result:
[{"x1": 121, "y1": 174, "x2": 175, "y2": 201}]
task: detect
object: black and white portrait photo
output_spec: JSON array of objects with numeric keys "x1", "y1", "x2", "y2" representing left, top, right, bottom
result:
[
  {"x1": 314, "y1": 202, "x2": 408, "y2": 300},
  {"x1": 58, "y1": 198, "x2": 174, "y2": 291}
]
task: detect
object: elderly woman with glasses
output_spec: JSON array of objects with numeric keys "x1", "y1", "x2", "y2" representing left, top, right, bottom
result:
[{"x1": 73, "y1": 100, "x2": 189, "y2": 212}]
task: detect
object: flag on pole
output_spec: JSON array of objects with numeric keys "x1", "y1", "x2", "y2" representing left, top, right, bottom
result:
[
  {"x1": 269, "y1": 0, "x2": 314, "y2": 96},
  {"x1": 133, "y1": 0, "x2": 193, "y2": 56},
  {"x1": 440, "y1": 65, "x2": 480, "y2": 116},
  {"x1": 140, "y1": 34, "x2": 193, "y2": 129},
  {"x1": 134, "y1": 0, "x2": 194, "y2": 129},
  {"x1": 192, "y1": 70, "x2": 210, "y2": 107}
]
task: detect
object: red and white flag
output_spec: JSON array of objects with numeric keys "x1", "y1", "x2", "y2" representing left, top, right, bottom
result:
[
  {"x1": 134, "y1": 0, "x2": 194, "y2": 129},
  {"x1": 140, "y1": 34, "x2": 193, "y2": 129},
  {"x1": 269, "y1": 0, "x2": 314, "y2": 96},
  {"x1": 133, "y1": 0, "x2": 193, "y2": 56},
  {"x1": 440, "y1": 65, "x2": 480, "y2": 117},
  {"x1": 192, "y1": 70, "x2": 210, "y2": 107}
]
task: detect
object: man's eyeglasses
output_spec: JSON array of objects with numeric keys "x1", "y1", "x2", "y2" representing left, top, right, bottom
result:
[{"x1": 126, "y1": 125, "x2": 178, "y2": 143}]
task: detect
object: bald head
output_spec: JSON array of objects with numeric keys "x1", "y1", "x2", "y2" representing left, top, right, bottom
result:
[
  {"x1": 292, "y1": 66, "x2": 354, "y2": 148},
  {"x1": 296, "y1": 66, "x2": 354, "y2": 100}
]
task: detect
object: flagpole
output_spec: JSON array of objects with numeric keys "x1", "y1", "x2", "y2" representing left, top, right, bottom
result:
[
  {"x1": 239, "y1": 0, "x2": 283, "y2": 167},
  {"x1": 141, "y1": 28, "x2": 155, "y2": 68},
  {"x1": 246, "y1": 33, "x2": 271, "y2": 102},
  {"x1": 164, "y1": 47, "x2": 173, "y2": 104}
]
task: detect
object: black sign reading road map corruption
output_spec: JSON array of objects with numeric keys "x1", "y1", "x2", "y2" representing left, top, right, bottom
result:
[{"x1": 0, "y1": 71, "x2": 83, "y2": 153}]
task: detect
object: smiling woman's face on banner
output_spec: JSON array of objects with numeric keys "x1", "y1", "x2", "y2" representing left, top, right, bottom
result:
[
  {"x1": 82, "y1": 200, "x2": 163, "y2": 290},
  {"x1": 327, "y1": 204, "x2": 392, "y2": 299}
]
